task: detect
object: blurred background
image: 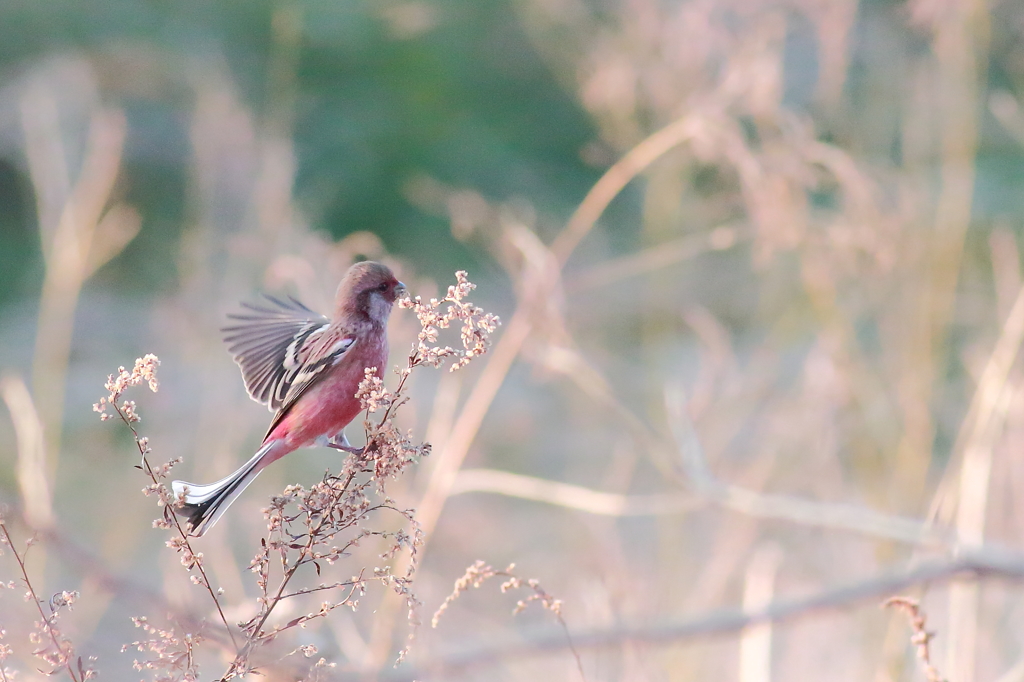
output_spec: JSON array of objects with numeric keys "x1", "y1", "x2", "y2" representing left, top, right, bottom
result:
[{"x1": 2, "y1": 0, "x2": 1024, "y2": 679}]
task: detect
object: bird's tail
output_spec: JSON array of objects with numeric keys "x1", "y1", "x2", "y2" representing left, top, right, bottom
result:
[{"x1": 171, "y1": 441, "x2": 278, "y2": 537}]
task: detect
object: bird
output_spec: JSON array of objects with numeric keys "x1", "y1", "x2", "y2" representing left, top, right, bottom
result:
[{"x1": 171, "y1": 261, "x2": 406, "y2": 537}]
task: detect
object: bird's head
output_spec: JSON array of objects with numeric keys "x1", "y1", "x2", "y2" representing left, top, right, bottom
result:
[{"x1": 336, "y1": 261, "x2": 407, "y2": 324}]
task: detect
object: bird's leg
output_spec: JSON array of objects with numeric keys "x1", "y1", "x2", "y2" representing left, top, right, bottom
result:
[{"x1": 318, "y1": 430, "x2": 364, "y2": 455}]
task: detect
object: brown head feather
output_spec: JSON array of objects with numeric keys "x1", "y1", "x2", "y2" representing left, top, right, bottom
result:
[{"x1": 334, "y1": 261, "x2": 404, "y2": 323}]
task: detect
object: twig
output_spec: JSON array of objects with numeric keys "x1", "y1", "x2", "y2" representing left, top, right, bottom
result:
[
  {"x1": 552, "y1": 113, "x2": 701, "y2": 265},
  {"x1": 431, "y1": 561, "x2": 586, "y2": 682},
  {"x1": 109, "y1": 399, "x2": 240, "y2": 653},
  {"x1": 450, "y1": 468, "x2": 699, "y2": 516},
  {"x1": 883, "y1": 597, "x2": 945, "y2": 682},
  {"x1": 0, "y1": 521, "x2": 80, "y2": 682},
  {"x1": 96, "y1": 357, "x2": 239, "y2": 654},
  {"x1": 415, "y1": 107, "x2": 705, "y2": 562},
  {"x1": 565, "y1": 225, "x2": 743, "y2": 294}
]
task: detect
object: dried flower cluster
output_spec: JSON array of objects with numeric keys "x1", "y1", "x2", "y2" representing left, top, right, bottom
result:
[
  {"x1": 431, "y1": 559, "x2": 584, "y2": 678},
  {"x1": 432, "y1": 560, "x2": 564, "y2": 628},
  {"x1": 0, "y1": 625, "x2": 12, "y2": 682},
  {"x1": 355, "y1": 367, "x2": 390, "y2": 413},
  {"x1": 398, "y1": 270, "x2": 501, "y2": 371},
  {"x1": 121, "y1": 617, "x2": 200, "y2": 682},
  {"x1": 234, "y1": 471, "x2": 422, "y2": 674},
  {"x1": 93, "y1": 354, "x2": 160, "y2": 422},
  {"x1": 0, "y1": 518, "x2": 93, "y2": 681}
]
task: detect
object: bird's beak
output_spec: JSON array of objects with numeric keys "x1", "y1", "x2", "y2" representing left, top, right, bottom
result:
[{"x1": 395, "y1": 281, "x2": 408, "y2": 299}]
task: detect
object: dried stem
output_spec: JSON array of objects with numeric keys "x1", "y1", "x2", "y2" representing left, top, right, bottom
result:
[
  {"x1": 432, "y1": 560, "x2": 585, "y2": 681},
  {"x1": 883, "y1": 597, "x2": 945, "y2": 682},
  {"x1": 0, "y1": 520, "x2": 80, "y2": 682},
  {"x1": 109, "y1": 394, "x2": 240, "y2": 654},
  {"x1": 96, "y1": 355, "x2": 239, "y2": 657}
]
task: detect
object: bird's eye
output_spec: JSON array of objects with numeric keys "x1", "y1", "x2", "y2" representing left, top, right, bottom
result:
[{"x1": 377, "y1": 282, "x2": 389, "y2": 292}]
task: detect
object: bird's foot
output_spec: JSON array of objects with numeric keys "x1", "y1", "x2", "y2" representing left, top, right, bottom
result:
[{"x1": 318, "y1": 431, "x2": 364, "y2": 455}]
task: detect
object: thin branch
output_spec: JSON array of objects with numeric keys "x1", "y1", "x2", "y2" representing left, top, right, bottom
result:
[
  {"x1": 280, "y1": 576, "x2": 364, "y2": 600},
  {"x1": 0, "y1": 521, "x2": 80, "y2": 682},
  {"x1": 552, "y1": 113, "x2": 701, "y2": 265},
  {"x1": 884, "y1": 597, "x2": 945, "y2": 682},
  {"x1": 565, "y1": 225, "x2": 744, "y2": 294},
  {"x1": 515, "y1": 326, "x2": 954, "y2": 546},
  {"x1": 109, "y1": 400, "x2": 239, "y2": 653},
  {"x1": 415, "y1": 107, "x2": 706, "y2": 560},
  {"x1": 450, "y1": 468, "x2": 699, "y2": 516}
]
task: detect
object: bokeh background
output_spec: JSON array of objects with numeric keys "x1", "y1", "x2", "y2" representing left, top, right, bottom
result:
[{"x1": 2, "y1": 0, "x2": 1024, "y2": 679}]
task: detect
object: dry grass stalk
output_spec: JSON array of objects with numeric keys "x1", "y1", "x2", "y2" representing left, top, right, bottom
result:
[
  {"x1": 94, "y1": 354, "x2": 240, "y2": 664},
  {"x1": 1, "y1": 376, "x2": 54, "y2": 531},
  {"x1": 883, "y1": 597, "x2": 945, "y2": 682},
  {"x1": 450, "y1": 467, "x2": 699, "y2": 517},
  {"x1": 432, "y1": 560, "x2": 584, "y2": 680},
  {"x1": 24, "y1": 97, "x2": 140, "y2": 479},
  {"x1": 0, "y1": 517, "x2": 93, "y2": 681},
  {"x1": 407, "y1": 100, "x2": 684, "y2": 568}
]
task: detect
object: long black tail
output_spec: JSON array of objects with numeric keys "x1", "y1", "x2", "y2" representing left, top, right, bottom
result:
[{"x1": 170, "y1": 442, "x2": 275, "y2": 537}]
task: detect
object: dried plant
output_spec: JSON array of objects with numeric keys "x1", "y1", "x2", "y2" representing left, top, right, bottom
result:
[
  {"x1": 432, "y1": 560, "x2": 584, "y2": 679},
  {"x1": 121, "y1": 617, "x2": 200, "y2": 682},
  {"x1": 883, "y1": 597, "x2": 945, "y2": 682},
  {"x1": 0, "y1": 517, "x2": 94, "y2": 681},
  {"x1": 0, "y1": 625, "x2": 11, "y2": 682},
  {"x1": 94, "y1": 354, "x2": 239, "y2": 674},
  {"x1": 398, "y1": 270, "x2": 501, "y2": 371}
]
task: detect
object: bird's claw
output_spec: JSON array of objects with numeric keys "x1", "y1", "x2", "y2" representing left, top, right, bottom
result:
[{"x1": 322, "y1": 431, "x2": 364, "y2": 455}]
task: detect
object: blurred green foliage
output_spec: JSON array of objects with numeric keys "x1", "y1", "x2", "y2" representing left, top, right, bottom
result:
[{"x1": 0, "y1": 0, "x2": 618, "y2": 304}]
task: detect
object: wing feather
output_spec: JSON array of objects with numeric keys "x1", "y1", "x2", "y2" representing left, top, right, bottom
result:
[
  {"x1": 262, "y1": 330, "x2": 356, "y2": 439},
  {"x1": 222, "y1": 294, "x2": 330, "y2": 411}
]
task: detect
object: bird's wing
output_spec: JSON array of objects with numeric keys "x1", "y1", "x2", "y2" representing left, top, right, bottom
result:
[
  {"x1": 222, "y1": 294, "x2": 335, "y2": 411},
  {"x1": 263, "y1": 324, "x2": 358, "y2": 439}
]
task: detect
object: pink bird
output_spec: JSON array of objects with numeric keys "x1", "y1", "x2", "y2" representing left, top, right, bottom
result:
[{"x1": 172, "y1": 261, "x2": 405, "y2": 536}]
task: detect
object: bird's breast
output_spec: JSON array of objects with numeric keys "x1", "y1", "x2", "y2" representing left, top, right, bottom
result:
[{"x1": 269, "y1": 333, "x2": 389, "y2": 448}]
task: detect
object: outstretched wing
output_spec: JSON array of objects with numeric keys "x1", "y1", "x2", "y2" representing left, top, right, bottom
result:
[
  {"x1": 263, "y1": 326, "x2": 357, "y2": 439},
  {"x1": 222, "y1": 295, "x2": 331, "y2": 411}
]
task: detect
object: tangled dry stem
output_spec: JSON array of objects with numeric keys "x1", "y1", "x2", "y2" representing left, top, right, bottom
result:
[{"x1": 398, "y1": 270, "x2": 500, "y2": 372}]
